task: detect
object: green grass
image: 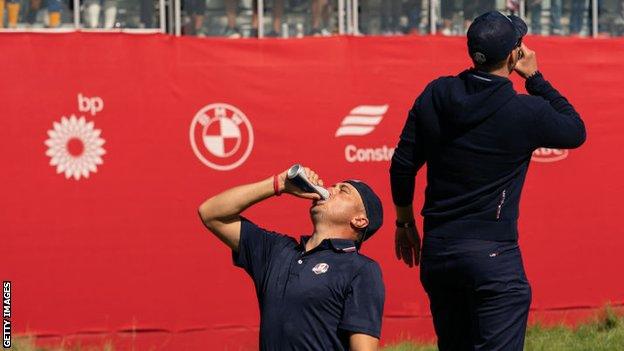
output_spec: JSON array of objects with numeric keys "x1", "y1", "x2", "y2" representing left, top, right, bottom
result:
[
  {"x1": 383, "y1": 307, "x2": 624, "y2": 351},
  {"x1": 523, "y1": 307, "x2": 624, "y2": 351},
  {"x1": 10, "y1": 337, "x2": 113, "y2": 351},
  {"x1": 11, "y1": 308, "x2": 624, "y2": 351}
]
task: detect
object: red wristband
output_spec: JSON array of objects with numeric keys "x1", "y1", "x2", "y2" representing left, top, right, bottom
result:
[{"x1": 273, "y1": 175, "x2": 281, "y2": 196}]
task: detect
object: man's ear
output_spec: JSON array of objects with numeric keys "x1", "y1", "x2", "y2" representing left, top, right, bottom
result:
[
  {"x1": 508, "y1": 51, "x2": 518, "y2": 72},
  {"x1": 351, "y1": 215, "x2": 369, "y2": 231}
]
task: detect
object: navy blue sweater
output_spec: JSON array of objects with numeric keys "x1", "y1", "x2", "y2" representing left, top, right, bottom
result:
[{"x1": 390, "y1": 70, "x2": 586, "y2": 241}]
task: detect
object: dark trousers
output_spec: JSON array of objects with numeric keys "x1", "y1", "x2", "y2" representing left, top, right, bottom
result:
[
  {"x1": 140, "y1": 0, "x2": 154, "y2": 27},
  {"x1": 420, "y1": 236, "x2": 532, "y2": 351},
  {"x1": 380, "y1": 0, "x2": 402, "y2": 32}
]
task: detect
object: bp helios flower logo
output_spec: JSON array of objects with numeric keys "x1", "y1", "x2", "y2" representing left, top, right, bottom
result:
[{"x1": 45, "y1": 115, "x2": 106, "y2": 180}]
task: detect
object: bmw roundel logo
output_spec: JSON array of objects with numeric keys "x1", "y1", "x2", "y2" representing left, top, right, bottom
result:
[{"x1": 189, "y1": 103, "x2": 254, "y2": 171}]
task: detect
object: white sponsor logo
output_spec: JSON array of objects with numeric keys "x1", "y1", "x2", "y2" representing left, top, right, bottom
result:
[
  {"x1": 44, "y1": 115, "x2": 106, "y2": 180},
  {"x1": 335, "y1": 105, "x2": 389, "y2": 137},
  {"x1": 77, "y1": 93, "x2": 104, "y2": 116},
  {"x1": 312, "y1": 263, "x2": 330, "y2": 275},
  {"x1": 336, "y1": 105, "x2": 395, "y2": 163},
  {"x1": 189, "y1": 103, "x2": 254, "y2": 171},
  {"x1": 345, "y1": 144, "x2": 394, "y2": 163},
  {"x1": 531, "y1": 148, "x2": 569, "y2": 163}
]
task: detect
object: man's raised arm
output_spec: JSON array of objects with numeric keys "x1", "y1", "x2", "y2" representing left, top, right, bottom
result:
[
  {"x1": 198, "y1": 176, "x2": 276, "y2": 251},
  {"x1": 198, "y1": 167, "x2": 323, "y2": 251}
]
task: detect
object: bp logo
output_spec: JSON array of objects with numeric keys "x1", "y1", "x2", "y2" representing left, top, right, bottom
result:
[
  {"x1": 189, "y1": 103, "x2": 254, "y2": 171},
  {"x1": 45, "y1": 115, "x2": 106, "y2": 180}
]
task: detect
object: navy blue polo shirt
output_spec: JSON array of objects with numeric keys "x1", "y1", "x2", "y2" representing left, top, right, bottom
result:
[{"x1": 233, "y1": 217, "x2": 385, "y2": 351}]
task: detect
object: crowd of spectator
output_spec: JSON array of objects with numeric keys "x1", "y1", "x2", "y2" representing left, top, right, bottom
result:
[
  {"x1": 0, "y1": 0, "x2": 622, "y2": 37},
  {"x1": 0, "y1": 0, "x2": 159, "y2": 28},
  {"x1": 183, "y1": 0, "x2": 332, "y2": 37},
  {"x1": 182, "y1": 0, "x2": 624, "y2": 37}
]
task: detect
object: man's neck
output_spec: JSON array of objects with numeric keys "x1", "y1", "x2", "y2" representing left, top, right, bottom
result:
[
  {"x1": 476, "y1": 67, "x2": 511, "y2": 79},
  {"x1": 304, "y1": 234, "x2": 328, "y2": 252},
  {"x1": 305, "y1": 223, "x2": 353, "y2": 252}
]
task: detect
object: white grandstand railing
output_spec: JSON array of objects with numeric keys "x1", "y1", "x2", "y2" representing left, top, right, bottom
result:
[
  {"x1": 346, "y1": 0, "x2": 352, "y2": 34},
  {"x1": 159, "y1": 0, "x2": 166, "y2": 33},
  {"x1": 174, "y1": 0, "x2": 181, "y2": 36},
  {"x1": 591, "y1": 0, "x2": 598, "y2": 38},
  {"x1": 430, "y1": 0, "x2": 437, "y2": 34},
  {"x1": 0, "y1": 0, "x2": 605, "y2": 38},
  {"x1": 258, "y1": 0, "x2": 264, "y2": 38},
  {"x1": 338, "y1": 0, "x2": 345, "y2": 34},
  {"x1": 352, "y1": 0, "x2": 359, "y2": 35},
  {"x1": 73, "y1": 0, "x2": 79, "y2": 29}
]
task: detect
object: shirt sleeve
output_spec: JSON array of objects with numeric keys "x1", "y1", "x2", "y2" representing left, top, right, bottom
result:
[
  {"x1": 525, "y1": 72, "x2": 586, "y2": 149},
  {"x1": 338, "y1": 261, "x2": 385, "y2": 338},
  {"x1": 390, "y1": 92, "x2": 427, "y2": 207},
  {"x1": 232, "y1": 217, "x2": 291, "y2": 283}
]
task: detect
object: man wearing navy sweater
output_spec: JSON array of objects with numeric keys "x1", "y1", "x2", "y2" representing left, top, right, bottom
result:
[{"x1": 389, "y1": 11, "x2": 586, "y2": 351}]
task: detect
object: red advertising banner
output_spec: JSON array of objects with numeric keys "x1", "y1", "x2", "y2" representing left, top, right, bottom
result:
[{"x1": 1, "y1": 33, "x2": 623, "y2": 349}]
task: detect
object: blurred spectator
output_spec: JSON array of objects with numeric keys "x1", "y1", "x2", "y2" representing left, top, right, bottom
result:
[
  {"x1": 570, "y1": 0, "x2": 588, "y2": 35},
  {"x1": 238, "y1": 0, "x2": 332, "y2": 37},
  {"x1": 0, "y1": 0, "x2": 3, "y2": 27},
  {"x1": 529, "y1": 0, "x2": 543, "y2": 34},
  {"x1": 617, "y1": 0, "x2": 624, "y2": 35},
  {"x1": 0, "y1": 0, "x2": 20, "y2": 28},
  {"x1": 181, "y1": 0, "x2": 237, "y2": 37},
  {"x1": 439, "y1": 0, "x2": 456, "y2": 35},
  {"x1": 25, "y1": 0, "x2": 63, "y2": 27},
  {"x1": 405, "y1": 0, "x2": 424, "y2": 34},
  {"x1": 0, "y1": 0, "x2": 6, "y2": 27},
  {"x1": 310, "y1": 0, "x2": 330, "y2": 36},
  {"x1": 356, "y1": 0, "x2": 371, "y2": 34},
  {"x1": 183, "y1": 0, "x2": 206, "y2": 35},
  {"x1": 462, "y1": 0, "x2": 495, "y2": 29},
  {"x1": 506, "y1": 0, "x2": 520, "y2": 14},
  {"x1": 593, "y1": 0, "x2": 607, "y2": 35},
  {"x1": 251, "y1": 0, "x2": 284, "y2": 37},
  {"x1": 440, "y1": 0, "x2": 495, "y2": 35},
  {"x1": 84, "y1": 0, "x2": 117, "y2": 28},
  {"x1": 359, "y1": 0, "x2": 423, "y2": 35},
  {"x1": 381, "y1": 0, "x2": 402, "y2": 34},
  {"x1": 552, "y1": 0, "x2": 563, "y2": 34},
  {"x1": 528, "y1": 0, "x2": 562, "y2": 35},
  {"x1": 595, "y1": 0, "x2": 624, "y2": 36},
  {"x1": 224, "y1": 0, "x2": 241, "y2": 37},
  {"x1": 140, "y1": 0, "x2": 155, "y2": 28}
]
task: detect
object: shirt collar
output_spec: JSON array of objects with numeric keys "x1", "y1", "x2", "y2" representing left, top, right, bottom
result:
[
  {"x1": 465, "y1": 68, "x2": 511, "y2": 82},
  {"x1": 298, "y1": 235, "x2": 358, "y2": 254}
]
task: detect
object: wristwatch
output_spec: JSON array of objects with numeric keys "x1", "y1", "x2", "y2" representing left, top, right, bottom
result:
[{"x1": 395, "y1": 219, "x2": 416, "y2": 228}]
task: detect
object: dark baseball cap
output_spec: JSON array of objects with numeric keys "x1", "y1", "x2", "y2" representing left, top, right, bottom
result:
[
  {"x1": 344, "y1": 180, "x2": 383, "y2": 242},
  {"x1": 467, "y1": 11, "x2": 528, "y2": 66}
]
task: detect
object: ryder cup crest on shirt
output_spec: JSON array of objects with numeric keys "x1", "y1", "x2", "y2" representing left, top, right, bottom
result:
[
  {"x1": 189, "y1": 103, "x2": 254, "y2": 171},
  {"x1": 312, "y1": 263, "x2": 330, "y2": 275}
]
